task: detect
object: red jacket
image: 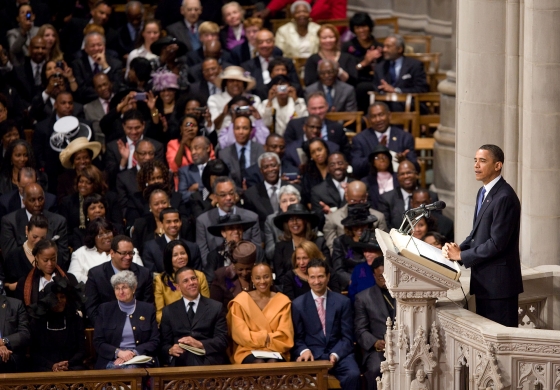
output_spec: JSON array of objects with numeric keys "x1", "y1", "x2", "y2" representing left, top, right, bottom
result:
[{"x1": 267, "y1": 0, "x2": 347, "y2": 21}]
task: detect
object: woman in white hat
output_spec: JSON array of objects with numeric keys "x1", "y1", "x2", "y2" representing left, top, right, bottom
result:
[
  {"x1": 57, "y1": 137, "x2": 102, "y2": 200},
  {"x1": 207, "y1": 66, "x2": 263, "y2": 131}
]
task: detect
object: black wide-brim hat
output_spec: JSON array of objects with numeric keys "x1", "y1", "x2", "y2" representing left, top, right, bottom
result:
[
  {"x1": 349, "y1": 229, "x2": 382, "y2": 252},
  {"x1": 367, "y1": 144, "x2": 393, "y2": 163},
  {"x1": 207, "y1": 214, "x2": 256, "y2": 237},
  {"x1": 340, "y1": 203, "x2": 378, "y2": 227},
  {"x1": 273, "y1": 203, "x2": 320, "y2": 231},
  {"x1": 150, "y1": 36, "x2": 188, "y2": 57},
  {"x1": 28, "y1": 275, "x2": 86, "y2": 318}
]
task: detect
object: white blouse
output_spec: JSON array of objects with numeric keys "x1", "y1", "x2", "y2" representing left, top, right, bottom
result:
[{"x1": 68, "y1": 246, "x2": 144, "y2": 284}]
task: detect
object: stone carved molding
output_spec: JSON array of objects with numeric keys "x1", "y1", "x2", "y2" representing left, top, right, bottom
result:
[
  {"x1": 0, "y1": 382, "x2": 134, "y2": 390},
  {"x1": 438, "y1": 318, "x2": 485, "y2": 344},
  {"x1": 399, "y1": 271, "x2": 418, "y2": 284},
  {"x1": 496, "y1": 343, "x2": 560, "y2": 356},
  {"x1": 163, "y1": 374, "x2": 320, "y2": 390},
  {"x1": 385, "y1": 317, "x2": 395, "y2": 365},
  {"x1": 398, "y1": 323, "x2": 410, "y2": 353},
  {"x1": 429, "y1": 322, "x2": 440, "y2": 351},
  {"x1": 474, "y1": 344, "x2": 504, "y2": 390},
  {"x1": 456, "y1": 343, "x2": 470, "y2": 367},
  {"x1": 517, "y1": 362, "x2": 547, "y2": 389},
  {"x1": 376, "y1": 361, "x2": 391, "y2": 390},
  {"x1": 393, "y1": 291, "x2": 447, "y2": 299},
  {"x1": 404, "y1": 327, "x2": 437, "y2": 372},
  {"x1": 553, "y1": 364, "x2": 560, "y2": 389},
  {"x1": 386, "y1": 253, "x2": 460, "y2": 291}
]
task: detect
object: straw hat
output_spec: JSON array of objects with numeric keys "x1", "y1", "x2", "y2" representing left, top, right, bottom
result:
[
  {"x1": 214, "y1": 66, "x2": 256, "y2": 91},
  {"x1": 59, "y1": 137, "x2": 102, "y2": 169}
]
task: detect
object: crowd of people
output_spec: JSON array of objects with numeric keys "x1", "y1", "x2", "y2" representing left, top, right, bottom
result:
[{"x1": 0, "y1": 0, "x2": 448, "y2": 389}]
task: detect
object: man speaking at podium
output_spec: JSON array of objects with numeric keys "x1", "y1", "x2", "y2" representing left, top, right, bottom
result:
[{"x1": 442, "y1": 145, "x2": 522, "y2": 327}]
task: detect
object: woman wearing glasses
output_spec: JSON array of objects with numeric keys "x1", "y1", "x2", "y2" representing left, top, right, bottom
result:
[{"x1": 69, "y1": 218, "x2": 143, "y2": 284}]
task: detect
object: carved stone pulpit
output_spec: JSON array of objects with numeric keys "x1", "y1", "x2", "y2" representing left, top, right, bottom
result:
[{"x1": 376, "y1": 229, "x2": 462, "y2": 390}]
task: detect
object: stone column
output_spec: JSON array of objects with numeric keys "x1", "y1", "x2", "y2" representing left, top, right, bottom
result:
[
  {"x1": 520, "y1": 0, "x2": 560, "y2": 267},
  {"x1": 455, "y1": 0, "x2": 508, "y2": 240}
]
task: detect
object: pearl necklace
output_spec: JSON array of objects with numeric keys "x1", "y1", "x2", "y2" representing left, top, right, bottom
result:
[{"x1": 23, "y1": 241, "x2": 33, "y2": 257}]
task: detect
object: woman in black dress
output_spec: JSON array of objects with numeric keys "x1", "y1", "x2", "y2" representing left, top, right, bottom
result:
[
  {"x1": 300, "y1": 138, "x2": 330, "y2": 207},
  {"x1": 0, "y1": 139, "x2": 44, "y2": 195},
  {"x1": 69, "y1": 193, "x2": 112, "y2": 250},
  {"x1": 360, "y1": 144, "x2": 399, "y2": 209}
]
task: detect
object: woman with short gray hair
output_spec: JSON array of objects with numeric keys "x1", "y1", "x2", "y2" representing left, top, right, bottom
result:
[
  {"x1": 93, "y1": 270, "x2": 159, "y2": 369},
  {"x1": 275, "y1": 1, "x2": 320, "y2": 59},
  {"x1": 264, "y1": 185, "x2": 301, "y2": 261}
]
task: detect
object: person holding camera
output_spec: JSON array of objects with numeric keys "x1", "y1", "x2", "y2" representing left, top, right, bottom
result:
[
  {"x1": 7, "y1": 3, "x2": 39, "y2": 67},
  {"x1": 260, "y1": 75, "x2": 307, "y2": 137},
  {"x1": 217, "y1": 95, "x2": 269, "y2": 150}
]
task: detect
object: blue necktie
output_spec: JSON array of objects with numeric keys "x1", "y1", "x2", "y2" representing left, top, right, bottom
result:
[
  {"x1": 389, "y1": 61, "x2": 397, "y2": 85},
  {"x1": 326, "y1": 86, "x2": 334, "y2": 110},
  {"x1": 476, "y1": 187, "x2": 486, "y2": 216}
]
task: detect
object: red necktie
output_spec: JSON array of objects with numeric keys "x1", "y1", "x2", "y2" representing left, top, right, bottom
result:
[{"x1": 380, "y1": 135, "x2": 388, "y2": 146}]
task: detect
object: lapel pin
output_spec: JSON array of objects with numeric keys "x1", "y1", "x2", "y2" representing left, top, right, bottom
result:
[
  {"x1": 139, "y1": 316, "x2": 145, "y2": 320},
  {"x1": 1, "y1": 303, "x2": 5, "y2": 309},
  {"x1": 392, "y1": 137, "x2": 397, "y2": 141}
]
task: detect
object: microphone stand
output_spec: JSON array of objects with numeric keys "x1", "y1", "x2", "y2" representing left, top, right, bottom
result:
[{"x1": 397, "y1": 205, "x2": 432, "y2": 251}]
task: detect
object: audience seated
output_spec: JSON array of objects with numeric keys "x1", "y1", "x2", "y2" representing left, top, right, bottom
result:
[
  {"x1": 36, "y1": 24, "x2": 63, "y2": 63},
  {"x1": 186, "y1": 21, "x2": 221, "y2": 67},
  {"x1": 124, "y1": 20, "x2": 161, "y2": 79},
  {"x1": 68, "y1": 194, "x2": 109, "y2": 249},
  {"x1": 323, "y1": 181, "x2": 387, "y2": 252},
  {"x1": 160, "y1": 266, "x2": 228, "y2": 366},
  {"x1": 83, "y1": 73, "x2": 113, "y2": 145},
  {"x1": 57, "y1": 137, "x2": 102, "y2": 201},
  {"x1": 0, "y1": 183, "x2": 69, "y2": 268},
  {"x1": 411, "y1": 215, "x2": 437, "y2": 241},
  {"x1": 304, "y1": 25, "x2": 357, "y2": 87},
  {"x1": 142, "y1": 207, "x2": 201, "y2": 273},
  {"x1": 378, "y1": 160, "x2": 438, "y2": 230},
  {"x1": 245, "y1": 134, "x2": 298, "y2": 188},
  {"x1": 152, "y1": 71, "x2": 180, "y2": 142},
  {"x1": 360, "y1": 145, "x2": 399, "y2": 210},
  {"x1": 177, "y1": 136, "x2": 214, "y2": 202},
  {"x1": 3, "y1": 215, "x2": 48, "y2": 295},
  {"x1": 218, "y1": 96, "x2": 269, "y2": 150},
  {"x1": 260, "y1": 75, "x2": 308, "y2": 137},
  {"x1": 273, "y1": 203, "x2": 330, "y2": 281},
  {"x1": 188, "y1": 40, "x2": 233, "y2": 83},
  {"x1": 227, "y1": 262, "x2": 294, "y2": 364},
  {"x1": 258, "y1": 0, "x2": 347, "y2": 21},
  {"x1": 291, "y1": 258, "x2": 360, "y2": 390},
  {"x1": 93, "y1": 270, "x2": 159, "y2": 369},
  {"x1": 113, "y1": 1, "x2": 144, "y2": 59},
  {"x1": 28, "y1": 278, "x2": 86, "y2": 372},
  {"x1": 154, "y1": 240, "x2": 210, "y2": 323},
  {"x1": 275, "y1": 2, "x2": 320, "y2": 59},
  {"x1": 347, "y1": 232, "x2": 383, "y2": 301},
  {"x1": 151, "y1": 36, "x2": 189, "y2": 91},
  {"x1": 253, "y1": 58, "x2": 304, "y2": 102},
  {"x1": 310, "y1": 152, "x2": 352, "y2": 218},
  {"x1": 68, "y1": 218, "x2": 142, "y2": 284},
  {"x1": 167, "y1": 0, "x2": 203, "y2": 53},
  {"x1": 187, "y1": 59, "x2": 222, "y2": 108},
  {"x1": 0, "y1": 287, "x2": 30, "y2": 373},
  {"x1": 85, "y1": 235, "x2": 153, "y2": 324},
  {"x1": 299, "y1": 138, "x2": 330, "y2": 205},
  {"x1": 188, "y1": 159, "x2": 230, "y2": 219},
  {"x1": 15, "y1": 238, "x2": 78, "y2": 306},
  {"x1": 351, "y1": 102, "x2": 418, "y2": 179},
  {"x1": 210, "y1": 240, "x2": 256, "y2": 312},
  {"x1": 9, "y1": 36, "x2": 45, "y2": 105},
  {"x1": 305, "y1": 60, "x2": 357, "y2": 113},
  {"x1": 219, "y1": 2, "x2": 246, "y2": 52},
  {"x1": 175, "y1": 98, "x2": 217, "y2": 144},
  {"x1": 280, "y1": 240, "x2": 340, "y2": 300},
  {"x1": 0, "y1": 119, "x2": 20, "y2": 158},
  {"x1": 7, "y1": 3, "x2": 39, "y2": 67},
  {"x1": 196, "y1": 176, "x2": 261, "y2": 265},
  {"x1": 230, "y1": 18, "x2": 271, "y2": 66},
  {"x1": 411, "y1": 188, "x2": 454, "y2": 241},
  {"x1": 423, "y1": 231, "x2": 447, "y2": 249},
  {"x1": 342, "y1": 13, "x2": 383, "y2": 85},
  {"x1": 264, "y1": 185, "x2": 301, "y2": 261}
]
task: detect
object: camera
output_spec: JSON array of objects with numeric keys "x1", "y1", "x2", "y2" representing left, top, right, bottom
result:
[
  {"x1": 25, "y1": 12, "x2": 31, "y2": 20},
  {"x1": 277, "y1": 85, "x2": 288, "y2": 93},
  {"x1": 56, "y1": 61, "x2": 64, "y2": 69},
  {"x1": 194, "y1": 107, "x2": 207, "y2": 112},
  {"x1": 235, "y1": 106, "x2": 251, "y2": 115},
  {"x1": 134, "y1": 92, "x2": 147, "y2": 101}
]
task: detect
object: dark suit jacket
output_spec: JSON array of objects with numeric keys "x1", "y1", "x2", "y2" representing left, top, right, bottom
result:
[
  {"x1": 378, "y1": 188, "x2": 439, "y2": 230},
  {"x1": 142, "y1": 235, "x2": 202, "y2": 273},
  {"x1": 113, "y1": 25, "x2": 136, "y2": 58},
  {"x1": 241, "y1": 181, "x2": 282, "y2": 231},
  {"x1": 61, "y1": 20, "x2": 117, "y2": 63},
  {"x1": 167, "y1": 21, "x2": 201, "y2": 52},
  {"x1": 284, "y1": 117, "x2": 350, "y2": 159},
  {"x1": 0, "y1": 190, "x2": 57, "y2": 220},
  {"x1": 9, "y1": 57, "x2": 42, "y2": 105},
  {"x1": 132, "y1": 214, "x2": 194, "y2": 256},
  {"x1": 186, "y1": 80, "x2": 211, "y2": 106},
  {"x1": 354, "y1": 285, "x2": 394, "y2": 365},
  {"x1": 217, "y1": 141, "x2": 265, "y2": 188},
  {"x1": 60, "y1": 191, "x2": 123, "y2": 234},
  {"x1": 351, "y1": 127, "x2": 419, "y2": 179},
  {"x1": 230, "y1": 41, "x2": 284, "y2": 66},
  {"x1": 160, "y1": 295, "x2": 228, "y2": 366},
  {"x1": 30, "y1": 95, "x2": 85, "y2": 124},
  {"x1": 178, "y1": 164, "x2": 203, "y2": 203},
  {"x1": 310, "y1": 177, "x2": 353, "y2": 215},
  {"x1": 459, "y1": 177, "x2": 523, "y2": 299},
  {"x1": 291, "y1": 290, "x2": 355, "y2": 361},
  {"x1": 0, "y1": 209, "x2": 69, "y2": 268},
  {"x1": 304, "y1": 53, "x2": 358, "y2": 86},
  {"x1": 85, "y1": 262, "x2": 153, "y2": 324},
  {"x1": 116, "y1": 167, "x2": 139, "y2": 209},
  {"x1": 361, "y1": 173, "x2": 400, "y2": 210},
  {"x1": 240, "y1": 55, "x2": 299, "y2": 90},
  {"x1": 284, "y1": 138, "x2": 339, "y2": 171},
  {"x1": 187, "y1": 57, "x2": 232, "y2": 82},
  {"x1": 305, "y1": 80, "x2": 358, "y2": 113},
  {"x1": 244, "y1": 160, "x2": 298, "y2": 188},
  {"x1": 104, "y1": 136, "x2": 163, "y2": 189},
  {"x1": 93, "y1": 300, "x2": 159, "y2": 369},
  {"x1": 71, "y1": 51, "x2": 123, "y2": 104},
  {"x1": 372, "y1": 56, "x2": 429, "y2": 95},
  {"x1": 0, "y1": 295, "x2": 30, "y2": 360}
]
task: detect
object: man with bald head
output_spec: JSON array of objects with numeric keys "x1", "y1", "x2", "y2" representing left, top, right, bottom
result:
[
  {"x1": 114, "y1": 1, "x2": 144, "y2": 57},
  {"x1": 167, "y1": 0, "x2": 204, "y2": 52},
  {"x1": 324, "y1": 181, "x2": 388, "y2": 252},
  {"x1": 0, "y1": 183, "x2": 69, "y2": 268},
  {"x1": 305, "y1": 59, "x2": 357, "y2": 113},
  {"x1": 241, "y1": 29, "x2": 299, "y2": 89},
  {"x1": 378, "y1": 160, "x2": 439, "y2": 230},
  {"x1": 178, "y1": 136, "x2": 212, "y2": 202},
  {"x1": 10, "y1": 35, "x2": 47, "y2": 105},
  {"x1": 187, "y1": 40, "x2": 233, "y2": 82}
]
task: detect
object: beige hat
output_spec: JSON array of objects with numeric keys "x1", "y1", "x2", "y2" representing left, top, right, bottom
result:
[
  {"x1": 59, "y1": 137, "x2": 102, "y2": 169},
  {"x1": 232, "y1": 241, "x2": 257, "y2": 265},
  {"x1": 214, "y1": 66, "x2": 256, "y2": 91}
]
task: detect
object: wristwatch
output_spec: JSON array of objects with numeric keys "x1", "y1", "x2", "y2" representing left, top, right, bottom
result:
[{"x1": 2, "y1": 337, "x2": 9, "y2": 347}]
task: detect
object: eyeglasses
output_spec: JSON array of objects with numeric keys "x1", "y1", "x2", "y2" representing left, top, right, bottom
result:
[
  {"x1": 115, "y1": 250, "x2": 136, "y2": 257},
  {"x1": 374, "y1": 155, "x2": 390, "y2": 161},
  {"x1": 97, "y1": 231, "x2": 113, "y2": 239},
  {"x1": 183, "y1": 122, "x2": 196, "y2": 127},
  {"x1": 114, "y1": 285, "x2": 132, "y2": 292}
]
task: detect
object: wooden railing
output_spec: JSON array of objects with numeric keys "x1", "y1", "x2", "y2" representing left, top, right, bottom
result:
[{"x1": 0, "y1": 361, "x2": 332, "y2": 390}]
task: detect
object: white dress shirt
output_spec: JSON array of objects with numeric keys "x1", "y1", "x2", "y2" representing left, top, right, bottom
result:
[
  {"x1": 87, "y1": 55, "x2": 111, "y2": 74},
  {"x1": 299, "y1": 290, "x2": 339, "y2": 361},
  {"x1": 482, "y1": 175, "x2": 502, "y2": 201},
  {"x1": 258, "y1": 55, "x2": 271, "y2": 84},
  {"x1": 332, "y1": 177, "x2": 348, "y2": 201},
  {"x1": 183, "y1": 293, "x2": 201, "y2": 313},
  {"x1": 401, "y1": 188, "x2": 412, "y2": 211},
  {"x1": 39, "y1": 273, "x2": 56, "y2": 292}
]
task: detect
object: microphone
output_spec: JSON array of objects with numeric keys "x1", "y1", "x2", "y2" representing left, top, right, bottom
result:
[{"x1": 405, "y1": 201, "x2": 446, "y2": 218}]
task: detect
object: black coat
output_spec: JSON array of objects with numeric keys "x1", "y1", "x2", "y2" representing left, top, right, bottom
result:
[
  {"x1": 142, "y1": 235, "x2": 201, "y2": 274},
  {"x1": 132, "y1": 213, "x2": 194, "y2": 257},
  {"x1": 70, "y1": 51, "x2": 122, "y2": 104},
  {"x1": 304, "y1": 53, "x2": 358, "y2": 86},
  {"x1": 0, "y1": 295, "x2": 30, "y2": 371},
  {"x1": 361, "y1": 173, "x2": 399, "y2": 210},
  {"x1": 279, "y1": 269, "x2": 341, "y2": 301},
  {"x1": 60, "y1": 191, "x2": 123, "y2": 235},
  {"x1": 283, "y1": 117, "x2": 350, "y2": 159},
  {"x1": 273, "y1": 237, "x2": 330, "y2": 282}
]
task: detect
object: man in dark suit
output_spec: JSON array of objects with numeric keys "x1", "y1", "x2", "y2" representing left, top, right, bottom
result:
[
  {"x1": 0, "y1": 293, "x2": 30, "y2": 373},
  {"x1": 218, "y1": 116, "x2": 265, "y2": 189},
  {"x1": 116, "y1": 139, "x2": 156, "y2": 210},
  {"x1": 83, "y1": 73, "x2": 114, "y2": 145},
  {"x1": 354, "y1": 257, "x2": 395, "y2": 388},
  {"x1": 411, "y1": 188, "x2": 454, "y2": 241},
  {"x1": 187, "y1": 40, "x2": 233, "y2": 81},
  {"x1": 0, "y1": 183, "x2": 69, "y2": 268},
  {"x1": 0, "y1": 167, "x2": 57, "y2": 220},
  {"x1": 245, "y1": 134, "x2": 297, "y2": 188},
  {"x1": 105, "y1": 110, "x2": 164, "y2": 189},
  {"x1": 230, "y1": 18, "x2": 264, "y2": 66},
  {"x1": 178, "y1": 136, "x2": 211, "y2": 203},
  {"x1": 240, "y1": 29, "x2": 299, "y2": 91},
  {"x1": 284, "y1": 115, "x2": 340, "y2": 171},
  {"x1": 305, "y1": 60, "x2": 358, "y2": 113},
  {"x1": 9, "y1": 36, "x2": 47, "y2": 105},
  {"x1": 142, "y1": 208, "x2": 201, "y2": 273},
  {"x1": 187, "y1": 58, "x2": 222, "y2": 104},
  {"x1": 378, "y1": 161, "x2": 438, "y2": 230},
  {"x1": 311, "y1": 153, "x2": 353, "y2": 217},
  {"x1": 292, "y1": 259, "x2": 360, "y2": 390},
  {"x1": 85, "y1": 235, "x2": 153, "y2": 324},
  {"x1": 443, "y1": 145, "x2": 522, "y2": 328},
  {"x1": 161, "y1": 266, "x2": 228, "y2": 366},
  {"x1": 356, "y1": 34, "x2": 429, "y2": 113},
  {"x1": 351, "y1": 102, "x2": 419, "y2": 178},
  {"x1": 167, "y1": 0, "x2": 203, "y2": 52},
  {"x1": 30, "y1": 73, "x2": 85, "y2": 123},
  {"x1": 284, "y1": 92, "x2": 351, "y2": 159},
  {"x1": 196, "y1": 177, "x2": 261, "y2": 265},
  {"x1": 113, "y1": 1, "x2": 144, "y2": 58},
  {"x1": 71, "y1": 32, "x2": 123, "y2": 104}
]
